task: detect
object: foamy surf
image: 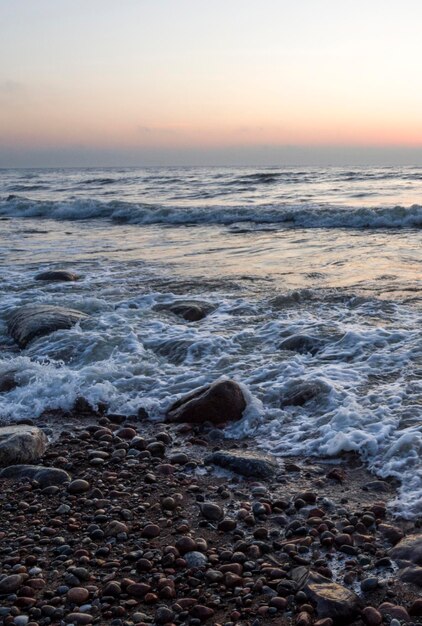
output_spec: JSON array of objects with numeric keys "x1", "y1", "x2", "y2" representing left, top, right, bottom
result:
[{"x1": 1, "y1": 196, "x2": 422, "y2": 228}]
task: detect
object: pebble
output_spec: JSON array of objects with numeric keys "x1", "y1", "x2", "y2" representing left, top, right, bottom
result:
[
  {"x1": 184, "y1": 551, "x2": 208, "y2": 568},
  {"x1": 200, "y1": 502, "x2": 223, "y2": 521},
  {"x1": 67, "y1": 479, "x2": 90, "y2": 494}
]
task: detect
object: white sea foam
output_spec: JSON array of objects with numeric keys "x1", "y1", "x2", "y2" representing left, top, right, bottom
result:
[
  {"x1": 1, "y1": 196, "x2": 422, "y2": 229},
  {"x1": 0, "y1": 166, "x2": 421, "y2": 518}
]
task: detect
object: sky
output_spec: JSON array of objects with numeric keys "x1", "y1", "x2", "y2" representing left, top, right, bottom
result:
[{"x1": 1, "y1": 0, "x2": 422, "y2": 166}]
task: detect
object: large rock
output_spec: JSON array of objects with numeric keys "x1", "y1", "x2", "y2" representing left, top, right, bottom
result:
[
  {"x1": 0, "y1": 464, "x2": 70, "y2": 487},
  {"x1": 292, "y1": 567, "x2": 360, "y2": 624},
  {"x1": 390, "y1": 534, "x2": 422, "y2": 566},
  {"x1": 154, "y1": 300, "x2": 213, "y2": 322},
  {"x1": 278, "y1": 334, "x2": 323, "y2": 355},
  {"x1": 280, "y1": 379, "x2": 328, "y2": 407},
  {"x1": 35, "y1": 270, "x2": 79, "y2": 282},
  {"x1": 166, "y1": 380, "x2": 246, "y2": 425},
  {"x1": 0, "y1": 425, "x2": 48, "y2": 466},
  {"x1": 8, "y1": 304, "x2": 89, "y2": 348},
  {"x1": 205, "y1": 450, "x2": 278, "y2": 478},
  {"x1": 399, "y1": 565, "x2": 422, "y2": 586}
]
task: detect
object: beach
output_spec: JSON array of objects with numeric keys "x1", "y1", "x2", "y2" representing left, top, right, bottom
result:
[{"x1": 0, "y1": 165, "x2": 421, "y2": 624}]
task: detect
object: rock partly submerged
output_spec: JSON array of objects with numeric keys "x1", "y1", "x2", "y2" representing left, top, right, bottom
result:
[
  {"x1": 0, "y1": 464, "x2": 70, "y2": 487},
  {"x1": 280, "y1": 379, "x2": 329, "y2": 407},
  {"x1": 205, "y1": 449, "x2": 278, "y2": 478},
  {"x1": 0, "y1": 425, "x2": 48, "y2": 466},
  {"x1": 34, "y1": 270, "x2": 79, "y2": 282},
  {"x1": 8, "y1": 304, "x2": 89, "y2": 348},
  {"x1": 154, "y1": 300, "x2": 213, "y2": 322},
  {"x1": 166, "y1": 379, "x2": 246, "y2": 426},
  {"x1": 279, "y1": 334, "x2": 324, "y2": 355}
]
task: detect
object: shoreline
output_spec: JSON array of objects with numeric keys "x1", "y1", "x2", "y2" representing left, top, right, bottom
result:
[{"x1": 1, "y1": 413, "x2": 421, "y2": 626}]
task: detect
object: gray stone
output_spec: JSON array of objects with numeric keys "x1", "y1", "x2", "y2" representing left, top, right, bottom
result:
[
  {"x1": 0, "y1": 574, "x2": 23, "y2": 594},
  {"x1": 0, "y1": 425, "x2": 48, "y2": 466},
  {"x1": 8, "y1": 304, "x2": 89, "y2": 348},
  {"x1": 184, "y1": 551, "x2": 208, "y2": 568},
  {"x1": 205, "y1": 450, "x2": 278, "y2": 479},
  {"x1": 0, "y1": 464, "x2": 70, "y2": 487}
]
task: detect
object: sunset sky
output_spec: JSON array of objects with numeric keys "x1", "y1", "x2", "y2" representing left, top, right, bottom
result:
[{"x1": 2, "y1": 0, "x2": 422, "y2": 166}]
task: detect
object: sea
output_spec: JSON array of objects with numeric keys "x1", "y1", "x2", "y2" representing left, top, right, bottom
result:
[{"x1": 0, "y1": 166, "x2": 421, "y2": 517}]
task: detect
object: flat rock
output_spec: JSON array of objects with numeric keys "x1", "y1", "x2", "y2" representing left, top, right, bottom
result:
[
  {"x1": 292, "y1": 567, "x2": 360, "y2": 624},
  {"x1": 280, "y1": 379, "x2": 328, "y2": 407},
  {"x1": 205, "y1": 450, "x2": 278, "y2": 478},
  {"x1": 278, "y1": 334, "x2": 323, "y2": 355},
  {"x1": 390, "y1": 534, "x2": 422, "y2": 566},
  {"x1": 166, "y1": 379, "x2": 246, "y2": 425},
  {"x1": 154, "y1": 300, "x2": 213, "y2": 322},
  {"x1": 34, "y1": 270, "x2": 79, "y2": 282},
  {"x1": 0, "y1": 425, "x2": 48, "y2": 466},
  {"x1": 8, "y1": 304, "x2": 89, "y2": 348},
  {"x1": 0, "y1": 464, "x2": 71, "y2": 487}
]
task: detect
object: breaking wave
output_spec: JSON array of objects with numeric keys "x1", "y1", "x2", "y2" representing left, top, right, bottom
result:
[{"x1": 1, "y1": 196, "x2": 422, "y2": 229}]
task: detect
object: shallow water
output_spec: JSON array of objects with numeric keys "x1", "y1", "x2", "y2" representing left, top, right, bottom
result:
[{"x1": 0, "y1": 166, "x2": 421, "y2": 518}]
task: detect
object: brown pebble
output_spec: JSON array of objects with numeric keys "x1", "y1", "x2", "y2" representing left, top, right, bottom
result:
[
  {"x1": 67, "y1": 587, "x2": 90, "y2": 603},
  {"x1": 141, "y1": 523, "x2": 160, "y2": 538},
  {"x1": 362, "y1": 606, "x2": 382, "y2": 626}
]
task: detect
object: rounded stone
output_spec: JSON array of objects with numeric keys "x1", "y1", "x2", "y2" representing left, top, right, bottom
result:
[
  {"x1": 68, "y1": 480, "x2": 90, "y2": 494},
  {"x1": 67, "y1": 587, "x2": 90, "y2": 604},
  {"x1": 184, "y1": 551, "x2": 208, "y2": 569}
]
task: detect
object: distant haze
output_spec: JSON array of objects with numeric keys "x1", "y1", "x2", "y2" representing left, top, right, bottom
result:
[{"x1": 2, "y1": 0, "x2": 422, "y2": 167}]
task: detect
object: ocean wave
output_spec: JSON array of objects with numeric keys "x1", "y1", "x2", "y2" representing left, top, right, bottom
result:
[{"x1": 1, "y1": 196, "x2": 422, "y2": 229}]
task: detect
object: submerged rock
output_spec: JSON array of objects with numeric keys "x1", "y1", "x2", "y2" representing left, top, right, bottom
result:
[
  {"x1": 166, "y1": 379, "x2": 246, "y2": 425},
  {"x1": 278, "y1": 334, "x2": 323, "y2": 355},
  {"x1": 205, "y1": 449, "x2": 278, "y2": 478},
  {"x1": 0, "y1": 425, "x2": 48, "y2": 466},
  {"x1": 35, "y1": 270, "x2": 79, "y2": 282},
  {"x1": 0, "y1": 464, "x2": 70, "y2": 487},
  {"x1": 154, "y1": 300, "x2": 213, "y2": 322},
  {"x1": 390, "y1": 534, "x2": 422, "y2": 566},
  {"x1": 8, "y1": 304, "x2": 89, "y2": 348},
  {"x1": 292, "y1": 567, "x2": 360, "y2": 623},
  {"x1": 0, "y1": 370, "x2": 18, "y2": 393},
  {"x1": 280, "y1": 379, "x2": 328, "y2": 407}
]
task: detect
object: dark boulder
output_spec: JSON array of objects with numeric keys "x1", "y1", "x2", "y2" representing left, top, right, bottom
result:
[
  {"x1": 390, "y1": 534, "x2": 422, "y2": 566},
  {"x1": 154, "y1": 300, "x2": 213, "y2": 322},
  {"x1": 205, "y1": 450, "x2": 278, "y2": 478},
  {"x1": 35, "y1": 270, "x2": 79, "y2": 282},
  {"x1": 280, "y1": 379, "x2": 328, "y2": 407},
  {"x1": 292, "y1": 567, "x2": 360, "y2": 624},
  {"x1": 8, "y1": 304, "x2": 89, "y2": 348},
  {"x1": 166, "y1": 379, "x2": 246, "y2": 425},
  {"x1": 278, "y1": 334, "x2": 323, "y2": 355},
  {"x1": 0, "y1": 464, "x2": 71, "y2": 487},
  {"x1": 0, "y1": 370, "x2": 18, "y2": 393}
]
